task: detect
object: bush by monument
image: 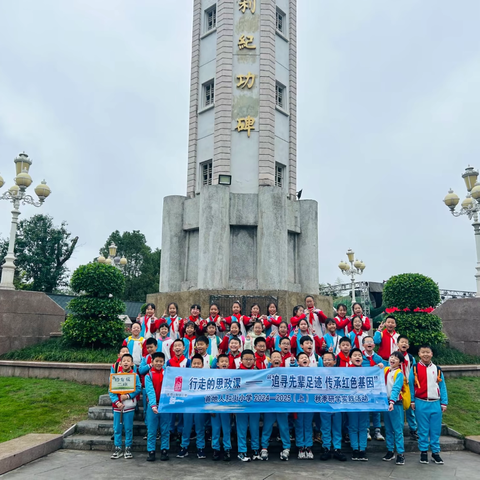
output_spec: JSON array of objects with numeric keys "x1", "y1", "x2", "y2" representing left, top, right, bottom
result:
[
  {"x1": 62, "y1": 263, "x2": 126, "y2": 347},
  {"x1": 383, "y1": 273, "x2": 446, "y2": 352}
]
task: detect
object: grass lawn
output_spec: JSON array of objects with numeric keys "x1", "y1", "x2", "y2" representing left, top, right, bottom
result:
[
  {"x1": 0, "y1": 377, "x2": 105, "y2": 443},
  {"x1": 0, "y1": 338, "x2": 117, "y2": 363},
  {"x1": 443, "y1": 376, "x2": 480, "y2": 437}
]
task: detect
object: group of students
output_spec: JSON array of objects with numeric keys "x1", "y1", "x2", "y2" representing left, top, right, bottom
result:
[{"x1": 109, "y1": 297, "x2": 448, "y2": 467}]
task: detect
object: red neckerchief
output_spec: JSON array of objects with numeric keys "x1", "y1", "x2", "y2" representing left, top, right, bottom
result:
[
  {"x1": 169, "y1": 355, "x2": 186, "y2": 367},
  {"x1": 338, "y1": 351, "x2": 351, "y2": 366},
  {"x1": 307, "y1": 307, "x2": 316, "y2": 325},
  {"x1": 352, "y1": 330, "x2": 363, "y2": 349},
  {"x1": 208, "y1": 315, "x2": 219, "y2": 323},
  {"x1": 184, "y1": 335, "x2": 196, "y2": 356},
  {"x1": 363, "y1": 351, "x2": 376, "y2": 367},
  {"x1": 239, "y1": 363, "x2": 254, "y2": 370},
  {"x1": 188, "y1": 315, "x2": 199, "y2": 323},
  {"x1": 384, "y1": 329, "x2": 397, "y2": 351},
  {"x1": 255, "y1": 352, "x2": 267, "y2": 370}
]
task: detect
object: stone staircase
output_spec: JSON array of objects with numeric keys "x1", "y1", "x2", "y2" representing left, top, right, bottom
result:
[{"x1": 63, "y1": 393, "x2": 465, "y2": 454}]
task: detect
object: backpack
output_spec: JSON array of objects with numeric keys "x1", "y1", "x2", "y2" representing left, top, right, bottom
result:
[{"x1": 385, "y1": 367, "x2": 411, "y2": 410}]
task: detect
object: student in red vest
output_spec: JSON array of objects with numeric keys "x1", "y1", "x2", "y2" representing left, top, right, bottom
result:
[
  {"x1": 111, "y1": 346, "x2": 130, "y2": 373},
  {"x1": 347, "y1": 303, "x2": 371, "y2": 333},
  {"x1": 333, "y1": 303, "x2": 351, "y2": 337},
  {"x1": 348, "y1": 316, "x2": 369, "y2": 349},
  {"x1": 224, "y1": 301, "x2": 248, "y2": 337},
  {"x1": 227, "y1": 337, "x2": 242, "y2": 369},
  {"x1": 279, "y1": 336, "x2": 296, "y2": 367},
  {"x1": 335, "y1": 337, "x2": 353, "y2": 366},
  {"x1": 263, "y1": 301, "x2": 283, "y2": 336},
  {"x1": 374, "y1": 315, "x2": 399, "y2": 361},
  {"x1": 137, "y1": 303, "x2": 157, "y2": 339},
  {"x1": 181, "y1": 321, "x2": 197, "y2": 359},
  {"x1": 411, "y1": 345, "x2": 448, "y2": 465},
  {"x1": 304, "y1": 295, "x2": 328, "y2": 336},
  {"x1": 167, "y1": 339, "x2": 192, "y2": 368},
  {"x1": 218, "y1": 322, "x2": 245, "y2": 353},
  {"x1": 180, "y1": 304, "x2": 203, "y2": 336},
  {"x1": 253, "y1": 337, "x2": 270, "y2": 369},
  {"x1": 266, "y1": 320, "x2": 290, "y2": 352},
  {"x1": 290, "y1": 305, "x2": 307, "y2": 332}
]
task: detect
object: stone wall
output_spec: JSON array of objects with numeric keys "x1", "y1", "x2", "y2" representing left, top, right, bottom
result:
[
  {"x1": 0, "y1": 291, "x2": 65, "y2": 355},
  {"x1": 435, "y1": 297, "x2": 480, "y2": 356},
  {"x1": 147, "y1": 289, "x2": 333, "y2": 320}
]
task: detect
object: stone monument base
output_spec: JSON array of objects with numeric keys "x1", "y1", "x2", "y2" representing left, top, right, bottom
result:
[
  {"x1": 0, "y1": 290, "x2": 65, "y2": 355},
  {"x1": 435, "y1": 297, "x2": 480, "y2": 356},
  {"x1": 147, "y1": 290, "x2": 333, "y2": 321}
]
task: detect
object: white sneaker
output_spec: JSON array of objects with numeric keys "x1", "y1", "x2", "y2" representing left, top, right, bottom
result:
[
  {"x1": 111, "y1": 447, "x2": 123, "y2": 459},
  {"x1": 260, "y1": 448, "x2": 268, "y2": 461},
  {"x1": 305, "y1": 447, "x2": 314, "y2": 459},
  {"x1": 124, "y1": 447, "x2": 133, "y2": 459},
  {"x1": 280, "y1": 449, "x2": 290, "y2": 461},
  {"x1": 373, "y1": 428, "x2": 385, "y2": 441},
  {"x1": 367, "y1": 429, "x2": 372, "y2": 441},
  {"x1": 298, "y1": 448, "x2": 305, "y2": 459}
]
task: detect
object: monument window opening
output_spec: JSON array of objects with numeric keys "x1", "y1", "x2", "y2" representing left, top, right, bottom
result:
[
  {"x1": 276, "y1": 82, "x2": 285, "y2": 109},
  {"x1": 203, "y1": 80, "x2": 215, "y2": 107},
  {"x1": 276, "y1": 8, "x2": 285, "y2": 33},
  {"x1": 201, "y1": 161, "x2": 213, "y2": 186},
  {"x1": 205, "y1": 5, "x2": 217, "y2": 32},
  {"x1": 275, "y1": 163, "x2": 285, "y2": 188}
]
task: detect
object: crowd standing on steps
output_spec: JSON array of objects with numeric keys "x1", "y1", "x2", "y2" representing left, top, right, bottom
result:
[{"x1": 109, "y1": 298, "x2": 448, "y2": 466}]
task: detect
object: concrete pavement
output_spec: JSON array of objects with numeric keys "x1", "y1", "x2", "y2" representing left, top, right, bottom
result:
[{"x1": 1, "y1": 449, "x2": 480, "y2": 480}]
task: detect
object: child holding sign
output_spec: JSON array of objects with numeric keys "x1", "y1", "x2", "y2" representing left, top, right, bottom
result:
[{"x1": 109, "y1": 354, "x2": 141, "y2": 460}]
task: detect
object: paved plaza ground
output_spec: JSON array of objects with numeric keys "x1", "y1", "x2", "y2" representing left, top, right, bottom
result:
[{"x1": 2, "y1": 449, "x2": 480, "y2": 480}]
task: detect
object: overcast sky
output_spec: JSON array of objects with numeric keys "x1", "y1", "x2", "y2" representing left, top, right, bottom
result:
[{"x1": 1, "y1": 0, "x2": 479, "y2": 293}]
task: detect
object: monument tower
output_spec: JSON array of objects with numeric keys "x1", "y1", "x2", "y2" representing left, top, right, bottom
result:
[{"x1": 149, "y1": 0, "x2": 323, "y2": 313}]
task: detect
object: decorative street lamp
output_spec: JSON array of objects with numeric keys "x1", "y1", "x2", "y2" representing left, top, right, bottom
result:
[
  {"x1": 338, "y1": 248, "x2": 366, "y2": 302},
  {"x1": 0, "y1": 152, "x2": 51, "y2": 290},
  {"x1": 97, "y1": 242, "x2": 127, "y2": 269},
  {"x1": 443, "y1": 165, "x2": 480, "y2": 296}
]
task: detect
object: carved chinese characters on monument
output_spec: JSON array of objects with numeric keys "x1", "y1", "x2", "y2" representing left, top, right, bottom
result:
[
  {"x1": 236, "y1": 116, "x2": 255, "y2": 137},
  {"x1": 236, "y1": 73, "x2": 256, "y2": 89},
  {"x1": 238, "y1": 0, "x2": 256, "y2": 14}
]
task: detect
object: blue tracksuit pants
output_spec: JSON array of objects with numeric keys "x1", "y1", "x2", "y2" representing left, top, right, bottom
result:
[
  {"x1": 146, "y1": 408, "x2": 171, "y2": 452},
  {"x1": 405, "y1": 406, "x2": 417, "y2": 431},
  {"x1": 181, "y1": 413, "x2": 206, "y2": 449},
  {"x1": 384, "y1": 403, "x2": 405, "y2": 454},
  {"x1": 211, "y1": 413, "x2": 232, "y2": 451},
  {"x1": 236, "y1": 413, "x2": 260, "y2": 453},
  {"x1": 370, "y1": 412, "x2": 381, "y2": 430},
  {"x1": 170, "y1": 413, "x2": 183, "y2": 433},
  {"x1": 261, "y1": 413, "x2": 290, "y2": 450},
  {"x1": 295, "y1": 412, "x2": 314, "y2": 448},
  {"x1": 113, "y1": 410, "x2": 135, "y2": 448},
  {"x1": 320, "y1": 412, "x2": 342, "y2": 450},
  {"x1": 415, "y1": 399, "x2": 442, "y2": 453},
  {"x1": 347, "y1": 412, "x2": 369, "y2": 451}
]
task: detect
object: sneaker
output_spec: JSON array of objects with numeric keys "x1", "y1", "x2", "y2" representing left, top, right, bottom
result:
[
  {"x1": 367, "y1": 430, "x2": 372, "y2": 441},
  {"x1": 238, "y1": 452, "x2": 251, "y2": 462},
  {"x1": 197, "y1": 448, "x2": 206, "y2": 459},
  {"x1": 373, "y1": 428, "x2": 385, "y2": 441},
  {"x1": 280, "y1": 448, "x2": 290, "y2": 461},
  {"x1": 111, "y1": 447, "x2": 123, "y2": 459},
  {"x1": 261, "y1": 448, "x2": 269, "y2": 461},
  {"x1": 396, "y1": 454, "x2": 405, "y2": 465},
  {"x1": 143, "y1": 434, "x2": 148, "y2": 441},
  {"x1": 383, "y1": 451, "x2": 395, "y2": 462},
  {"x1": 320, "y1": 448, "x2": 332, "y2": 461},
  {"x1": 212, "y1": 449, "x2": 221, "y2": 461},
  {"x1": 344, "y1": 433, "x2": 350, "y2": 444},
  {"x1": 177, "y1": 447, "x2": 188, "y2": 458},
  {"x1": 410, "y1": 430, "x2": 419, "y2": 441},
  {"x1": 124, "y1": 447, "x2": 133, "y2": 459},
  {"x1": 223, "y1": 450, "x2": 231, "y2": 462},
  {"x1": 351, "y1": 449, "x2": 359, "y2": 461},
  {"x1": 160, "y1": 449, "x2": 169, "y2": 461},
  {"x1": 432, "y1": 453, "x2": 444, "y2": 465},
  {"x1": 420, "y1": 451, "x2": 429, "y2": 464},
  {"x1": 147, "y1": 451, "x2": 156, "y2": 462},
  {"x1": 305, "y1": 447, "x2": 314, "y2": 459},
  {"x1": 298, "y1": 447, "x2": 305, "y2": 459},
  {"x1": 358, "y1": 450, "x2": 368, "y2": 461},
  {"x1": 252, "y1": 449, "x2": 262, "y2": 460},
  {"x1": 333, "y1": 449, "x2": 347, "y2": 462},
  {"x1": 314, "y1": 432, "x2": 323, "y2": 444}
]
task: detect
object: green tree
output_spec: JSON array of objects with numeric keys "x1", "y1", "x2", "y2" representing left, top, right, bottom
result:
[
  {"x1": 62, "y1": 263, "x2": 126, "y2": 348},
  {"x1": 0, "y1": 214, "x2": 78, "y2": 292},
  {"x1": 99, "y1": 230, "x2": 160, "y2": 302}
]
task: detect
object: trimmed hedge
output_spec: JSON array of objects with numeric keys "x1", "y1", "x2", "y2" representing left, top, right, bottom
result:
[{"x1": 383, "y1": 273, "x2": 440, "y2": 310}]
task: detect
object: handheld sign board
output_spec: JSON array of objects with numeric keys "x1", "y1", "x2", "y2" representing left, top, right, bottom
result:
[{"x1": 109, "y1": 373, "x2": 137, "y2": 395}]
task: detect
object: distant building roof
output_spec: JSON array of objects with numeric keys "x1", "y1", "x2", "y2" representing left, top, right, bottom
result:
[{"x1": 46, "y1": 294, "x2": 143, "y2": 319}]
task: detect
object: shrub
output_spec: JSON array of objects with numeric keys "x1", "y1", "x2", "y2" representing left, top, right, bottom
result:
[
  {"x1": 63, "y1": 263, "x2": 127, "y2": 348},
  {"x1": 140, "y1": 303, "x2": 148, "y2": 315},
  {"x1": 383, "y1": 273, "x2": 445, "y2": 352},
  {"x1": 383, "y1": 273, "x2": 440, "y2": 310}
]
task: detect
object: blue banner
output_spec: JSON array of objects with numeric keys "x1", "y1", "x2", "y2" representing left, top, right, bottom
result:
[{"x1": 158, "y1": 367, "x2": 388, "y2": 413}]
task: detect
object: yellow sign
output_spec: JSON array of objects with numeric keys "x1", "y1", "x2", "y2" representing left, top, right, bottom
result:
[
  {"x1": 238, "y1": 35, "x2": 256, "y2": 50},
  {"x1": 109, "y1": 373, "x2": 137, "y2": 395},
  {"x1": 236, "y1": 116, "x2": 256, "y2": 137},
  {"x1": 238, "y1": 0, "x2": 256, "y2": 14},
  {"x1": 237, "y1": 73, "x2": 256, "y2": 89}
]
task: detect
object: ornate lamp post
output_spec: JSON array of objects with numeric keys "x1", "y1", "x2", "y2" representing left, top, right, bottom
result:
[
  {"x1": 443, "y1": 165, "x2": 480, "y2": 296},
  {"x1": 0, "y1": 153, "x2": 51, "y2": 290},
  {"x1": 338, "y1": 248, "x2": 366, "y2": 302},
  {"x1": 97, "y1": 242, "x2": 127, "y2": 269}
]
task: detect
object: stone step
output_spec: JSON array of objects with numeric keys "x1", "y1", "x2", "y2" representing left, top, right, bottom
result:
[
  {"x1": 99, "y1": 394, "x2": 144, "y2": 407},
  {"x1": 63, "y1": 434, "x2": 464, "y2": 454},
  {"x1": 88, "y1": 406, "x2": 144, "y2": 421}
]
